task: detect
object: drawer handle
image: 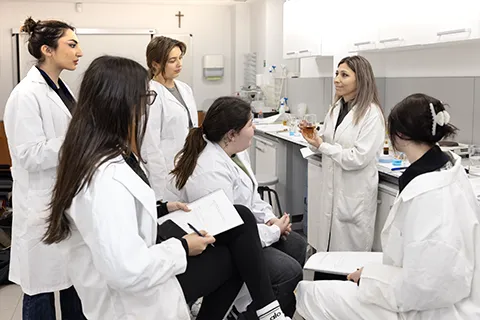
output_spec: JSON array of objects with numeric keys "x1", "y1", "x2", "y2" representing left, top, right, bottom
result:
[
  {"x1": 354, "y1": 41, "x2": 373, "y2": 46},
  {"x1": 437, "y1": 28, "x2": 471, "y2": 36},
  {"x1": 286, "y1": 51, "x2": 296, "y2": 55},
  {"x1": 255, "y1": 146, "x2": 265, "y2": 153},
  {"x1": 379, "y1": 37, "x2": 403, "y2": 44},
  {"x1": 299, "y1": 49, "x2": 310, "y2": 53}
]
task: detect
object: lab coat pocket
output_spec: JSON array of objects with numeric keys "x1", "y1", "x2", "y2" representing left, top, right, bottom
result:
[{"x1": 336, "y1": 192, "x2": 365, "y2": 223}]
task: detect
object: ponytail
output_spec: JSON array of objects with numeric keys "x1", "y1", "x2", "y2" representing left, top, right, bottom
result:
[{"x1": 171, "y1": 127, "x2": 207, "y2": 190}]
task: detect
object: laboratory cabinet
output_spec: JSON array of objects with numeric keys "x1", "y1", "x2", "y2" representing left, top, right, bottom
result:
[
  {"x1": 306, "y1": 156, "x2": 322, "y2": 251},
  {"x1": 284, "y1": 0, "x2": 480, "y2": 57},
  {"x1": 283, "y1": 0, "x2": 340, "y2": 59},
  {"x1": 373, "y1": 181, "x2": 397, "y2": 252}
]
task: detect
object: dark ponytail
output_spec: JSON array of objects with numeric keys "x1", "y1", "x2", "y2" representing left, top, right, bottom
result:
[
  {"x1": 21, "y1": 17, "x2": 75, "y2": 63},
  {"x1": 171, "y1": 127, "x2": 207, "y2": 190},
  {"x1": 171, "y1": 96, "x2": 252, "y2": 190}
]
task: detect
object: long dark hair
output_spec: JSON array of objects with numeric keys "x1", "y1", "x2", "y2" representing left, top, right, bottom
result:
[
  {"x1": 21, "y1": 17, "x2": 75, "y2": 63},
  {"x1": 44, "y1": 56, "x2": 150, "y2": 244},
  {"x1": 388, "y1": 93, "x2": 458, "y2": 150},
  {"x1": 171, "y1": 96, "x2": 251, "y2": 190}
]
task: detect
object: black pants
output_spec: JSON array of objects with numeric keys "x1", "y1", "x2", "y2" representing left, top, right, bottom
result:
[{"x1": 176, "y1": 205, "x2": 276, "y2": 320}]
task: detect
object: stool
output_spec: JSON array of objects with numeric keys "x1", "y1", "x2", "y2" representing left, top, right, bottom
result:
[{"x1": 256, "y1": 174, "x2": 282, "y2": 217}]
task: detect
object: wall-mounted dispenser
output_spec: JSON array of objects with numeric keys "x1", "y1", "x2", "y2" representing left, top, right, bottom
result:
[{"x1": 203, "y1": 55, "x2": 224, "y2": 81}]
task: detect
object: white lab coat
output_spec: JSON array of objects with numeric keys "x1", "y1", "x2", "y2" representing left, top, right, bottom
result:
[
  {"x1": 60, "y1": 156, "x2": 190, "y2": 320},
  {"x1": 172, "y1": 140, "x2": 281, "y2": 247},
  {"x1": 3, "y1": 66, "x2": 73, "y2": 295},
  {"x1": 296, "y1": 153, "x2": 480, "y2": 320},
  {"x1": 310, "y1": 101, "x2": 385, "y2": 251},
  {"x1": 143, "y1": 80, "x2": 198, "y2": 200}
]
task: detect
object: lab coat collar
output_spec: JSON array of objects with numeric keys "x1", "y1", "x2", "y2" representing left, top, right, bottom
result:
[
  {"x1": 26, "y1": 66, "x2": 72, "y2": 118},
  {"x1": 208, "y1": 141, "x2": 252, "y2": 185},
  {"x1": 398, "y1": 151, "x2": 462, "y2": 202},
  {"x1": 111, "y1": 156, "x2": 158, "y2": 222}
]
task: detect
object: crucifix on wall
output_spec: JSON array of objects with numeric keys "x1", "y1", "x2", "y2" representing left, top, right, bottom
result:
[{"x1": 175, "y1": 11, "x2": 184, "y2": 28}]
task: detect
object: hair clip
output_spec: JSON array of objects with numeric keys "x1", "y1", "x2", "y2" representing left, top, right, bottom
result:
[{"x1": 430, "y1": 103, "x2": 451, "y2": 136}]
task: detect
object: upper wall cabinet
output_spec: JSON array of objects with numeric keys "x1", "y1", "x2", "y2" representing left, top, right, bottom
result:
[
  {"x1": 284, "y1": 0, "x2": 480, "y2": 57},
  {"x1": 283, "y1": 0, "x2": 321, "y2": 59}
]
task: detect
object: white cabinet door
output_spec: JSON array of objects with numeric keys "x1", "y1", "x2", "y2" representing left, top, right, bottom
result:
[
  {"x1": 373, "y1": 182, "x2": 397, "y2": 252},
  {"x1": 283, "y1": 0, "x2": 301, "y2": 59},
  {"x1": 307, "y1": 157, "x2": 323, "y2": 251},
  {"x1": 347, "y1": 0, "x2": 380, "y2": 52},
  {"x1": 254, "y1": 137, "x2": 277, "y2": 178},
  {"x1": 283, "y1": 0, "x2": 322, "y2": 58},
  {"x1": 376, "y1": 0, "x2": 418, "y2": 49}
]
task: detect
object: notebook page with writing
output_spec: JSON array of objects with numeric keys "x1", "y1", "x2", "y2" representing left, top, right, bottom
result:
[{"x1": 157, "y1": 189, "x2": 243, "y2": 236}]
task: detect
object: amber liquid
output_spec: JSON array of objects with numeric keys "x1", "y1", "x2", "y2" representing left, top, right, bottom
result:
[{"x1": 303, "y1": 125, "x2": 315, "y2": 139}]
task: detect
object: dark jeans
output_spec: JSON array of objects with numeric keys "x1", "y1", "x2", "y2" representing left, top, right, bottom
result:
[
  {"x1": 176, "y1": 205, "x2": 276, "y2": 320},
  {"x1": 22, "y1": 286, "x2": 86, "y2": 320},
  {"x1": 264, "y1": 231, "x2": 307, "y2": 317}
]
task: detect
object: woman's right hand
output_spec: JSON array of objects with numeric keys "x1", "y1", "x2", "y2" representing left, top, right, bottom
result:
[{"x1": 182, "y1": 231, "x2": 216, "y2": 256}]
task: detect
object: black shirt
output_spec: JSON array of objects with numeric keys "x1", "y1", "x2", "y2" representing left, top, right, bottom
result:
[
  {"x1": 36, "y1": 66, "x2": 76, "y2": 113},
  {"x1": 335, "y1": 98, "x2": 352, "y2": 131},
  {"x1": 398, "y1": 145, "x2": 452, "y2": 193}
]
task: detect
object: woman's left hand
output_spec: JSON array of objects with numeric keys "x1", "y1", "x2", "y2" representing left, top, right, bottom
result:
[
  {"x1": 347, "y1": 267, "x2": 363, "y2": 284},
  {"x1": 167, "y1": 202, "x2": 191, "y2": 213}
]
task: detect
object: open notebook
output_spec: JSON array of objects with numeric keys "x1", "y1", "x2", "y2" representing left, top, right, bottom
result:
[
  {"x1": 304, "y1": 252, "x2": 383, "y2": 275},
  {"x1": 157, "y1": 189, "x2": 243, "y2": 236}
]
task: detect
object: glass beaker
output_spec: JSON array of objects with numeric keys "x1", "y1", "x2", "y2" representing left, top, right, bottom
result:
[{"x1": 302, "y1": 114, "x2": 317, "y2": 139}]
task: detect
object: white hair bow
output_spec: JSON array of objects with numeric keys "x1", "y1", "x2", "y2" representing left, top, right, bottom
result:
[{"x1": 430, "y1": 103, "x2": 450, "y2": 136}]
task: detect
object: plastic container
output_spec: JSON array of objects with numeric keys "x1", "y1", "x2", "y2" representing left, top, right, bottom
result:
[{"x1": 392, "y1": 159, "x2": 402, "y2": 166}]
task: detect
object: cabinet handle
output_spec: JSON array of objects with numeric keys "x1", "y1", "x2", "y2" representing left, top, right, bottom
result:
[
  {"x1": 286, "y1": 51, "x2": 296, "y2": 55},
  {"x1": 253, "y1": 136, "x2": 276, "y2": 147},
  {"x1": 299, "y1": 49, "x2": 310, "y2": 53},
  {"x1": 437, "y1": 28, "x2": 471, "y2": 36},
  {"x1": 255, "y1": 146, "x2": 265, "y2": 153},
  {"x1": 379, "y1": 37, "x2": 403, "y2": 44},
  {"x1": 353, "y1": 41, "x2": 373, "y2": 46}
]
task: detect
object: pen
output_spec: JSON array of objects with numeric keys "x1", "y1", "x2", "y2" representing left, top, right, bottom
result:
[
  {"x1": 391, "y1": 166, "x2": 408, "y2": 171},
  {"x1": 187, "y1": 223, "x2": 215, "y2": 248}
]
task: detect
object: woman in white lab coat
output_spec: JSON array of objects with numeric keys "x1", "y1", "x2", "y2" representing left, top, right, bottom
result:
[
  {"x1": 43, "y1": 56, "x2": 291, "y2": 320},
  {"x1": 142, "y1": 36, "x2": 198, "y2": 200},
  {"x1": 170, "y1": 96, "x2": 307, "y2": 318},
  {"x1": 3, "y1": 17, "x2": 85, "y2": 318},
  {"x1": 301, "y1": 55, "x2": 385, "y2": 251},
  {"x1": 296, "y1": 93, "x2": 480, "y2": 320}
]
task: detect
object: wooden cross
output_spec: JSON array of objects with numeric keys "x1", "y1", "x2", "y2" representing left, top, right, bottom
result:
[{"x1": 175, "y1": 11, "x2": 184, "y2": 28}]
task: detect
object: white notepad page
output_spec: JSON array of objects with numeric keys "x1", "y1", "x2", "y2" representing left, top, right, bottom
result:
[{"x1": 157, "y1": 189, "x2": 244, "y2": 236}]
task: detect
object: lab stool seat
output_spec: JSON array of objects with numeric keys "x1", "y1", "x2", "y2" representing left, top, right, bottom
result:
[{"x1": 256, "y1": 174, "x2": 282, "y2": 217}]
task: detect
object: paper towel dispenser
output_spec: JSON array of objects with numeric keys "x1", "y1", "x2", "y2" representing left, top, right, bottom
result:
[{"x1": 203, "y1": 55, "x2": 224, "y2": 80}]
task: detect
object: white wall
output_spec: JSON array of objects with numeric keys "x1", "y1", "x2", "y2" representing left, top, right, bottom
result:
[
  {"x1": 249, "y1": 0, "x2": 296, "y2": 76},
  {"x1": 0, "y1": 1, "x2": 237, "y2": 118},
  {"x1": 232, "y1": 2, "x2": 250, "y2": 90}
]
